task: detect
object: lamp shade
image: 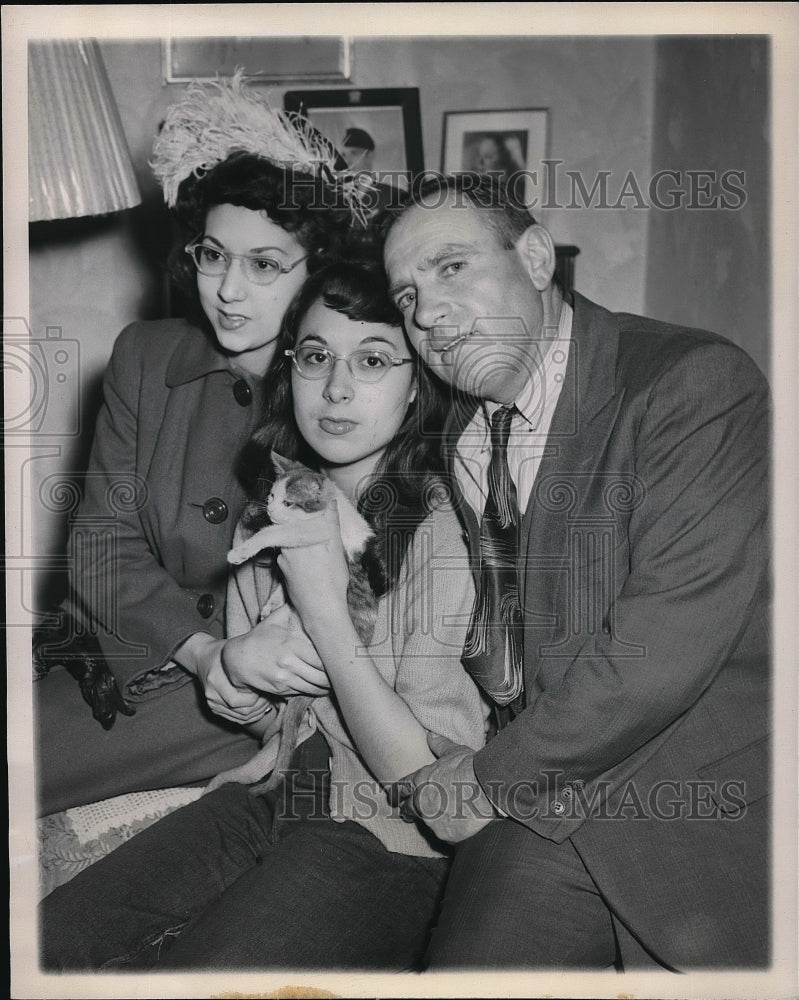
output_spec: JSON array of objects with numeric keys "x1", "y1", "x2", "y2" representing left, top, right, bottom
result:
[{"x1": 29, "y1": 39, "x2": 142, "y2": 222}]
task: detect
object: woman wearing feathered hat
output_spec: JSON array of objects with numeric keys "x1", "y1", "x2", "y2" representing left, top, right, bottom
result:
[{"x1": 35, "y1": 76, "x2": 377, "y2": 814}]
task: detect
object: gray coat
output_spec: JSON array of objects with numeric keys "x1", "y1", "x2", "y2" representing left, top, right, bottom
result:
[{"x1": 68, "y1": 319, "x2": 266, "y2": 697}]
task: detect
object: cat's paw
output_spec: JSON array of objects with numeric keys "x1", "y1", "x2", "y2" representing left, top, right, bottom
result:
[
  {"x1": 227, "y1": 544, "x2": 254, "y2": 566},
  {"x1": 227, "y1": 527, "x2": 274, "y2": 565}
]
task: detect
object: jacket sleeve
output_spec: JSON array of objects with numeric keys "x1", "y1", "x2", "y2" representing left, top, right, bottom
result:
[
  {"x1": 387, "y1": 508, "x2": 489, "y2": 752},
  {"x1": 474, "y1": 340, "x2": 771, "y2": 840},
  {"x1": 67, "y1": 325, "x2": 221, "y2": 687}
]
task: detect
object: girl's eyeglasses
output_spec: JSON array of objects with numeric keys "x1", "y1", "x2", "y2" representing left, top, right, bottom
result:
[{"x1": 285, "y1": 346, "x2": 414, "y2": 384}]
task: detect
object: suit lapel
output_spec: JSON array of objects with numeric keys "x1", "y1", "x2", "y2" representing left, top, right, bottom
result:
[
  {"x1": 441, "y1": 298, "x2": 625, "y2": 690},
  {"x1": 520, "y1": 294, "x2": 624, "y2": 683}
]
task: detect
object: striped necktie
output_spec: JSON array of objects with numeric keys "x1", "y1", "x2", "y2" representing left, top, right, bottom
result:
[{"x1": 462, "y1": 405, "x2": 524, "y2": 708}]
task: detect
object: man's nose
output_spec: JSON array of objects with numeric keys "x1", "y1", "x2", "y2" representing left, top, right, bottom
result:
[
  {"x1": 412, "y1": 288, "x2": 451, "y2": 332},
  {"x1": 323, "y1": 358, "x2": 354, "y2": 402},
  {"x1": 217, "y1": 259, "x2": 247, "y2": 302}
]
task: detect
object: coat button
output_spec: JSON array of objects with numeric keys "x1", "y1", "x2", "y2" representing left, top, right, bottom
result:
[
  {"x1": 202, "y1": 497, "x2": 228, "y2": 524},
  {"x1": 461, "y1": 529, "x2": 469, "y2": 543},
  {"x1": 552, "y1": 800, "x2": 565, "y2": 815},
  {"x1": 196, "y1": 593, "x2": 215, "y2": 618},
  {"x1": 233, "y1": 380, "x2": 252, "y2": 406}
]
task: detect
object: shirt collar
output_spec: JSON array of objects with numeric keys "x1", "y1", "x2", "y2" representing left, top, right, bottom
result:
[{"x1": 483, "y1": 300, "x2": 574, "y2": 430}]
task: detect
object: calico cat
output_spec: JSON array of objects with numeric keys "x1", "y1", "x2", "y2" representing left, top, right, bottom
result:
[{"x1": 208, "y1": 452, "x2": 379, "y2": 796}]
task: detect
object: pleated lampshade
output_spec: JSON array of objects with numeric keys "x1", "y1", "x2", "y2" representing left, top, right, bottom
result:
[{"x1": 29, "y1": 39, "x2": 142, "y2": 222}]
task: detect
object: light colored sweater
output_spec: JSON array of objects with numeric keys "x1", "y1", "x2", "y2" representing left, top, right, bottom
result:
[{"x1": 225, "y1": 502, "x2": 489, "y2": 858}]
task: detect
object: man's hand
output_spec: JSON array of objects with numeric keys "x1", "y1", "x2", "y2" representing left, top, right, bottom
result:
[
  {"x1": 387, "y1": 733, "x2": 500, "y2": 844},
  {"x1": 221, "y1": 618, "x2": 330, "y2": 698}
]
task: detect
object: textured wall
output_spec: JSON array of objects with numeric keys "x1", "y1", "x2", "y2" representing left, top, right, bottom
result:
[
  {"x1": 340, "y1": 35, "x2": 657, "y2": 314},
  {"x1": 645, "y1": 37, "x2": 770, "y2": 377}
]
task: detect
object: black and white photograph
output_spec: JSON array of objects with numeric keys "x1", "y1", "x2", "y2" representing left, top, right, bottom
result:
[
  {"x1": 442, "y1": 107, "x2": 548, "y2": 206},
  {"x1": 5, "y1": 4, "x2": 798, "y2": 999},
  {"x1": 284, "y1": 86, "x2": 425, "y2": 185}
]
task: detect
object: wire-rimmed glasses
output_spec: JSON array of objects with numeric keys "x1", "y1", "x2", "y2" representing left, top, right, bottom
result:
[
  {"x1": 185, "y1": 240, "x2": 308, "y2": 286},
  {"x1": 285, "y1": 346, "x2": 415, "y2": 383}
]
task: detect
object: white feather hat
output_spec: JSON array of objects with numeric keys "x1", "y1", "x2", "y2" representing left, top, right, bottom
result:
[{"x1": 150, "y1": 72, "x2": 376, "y2": 226}]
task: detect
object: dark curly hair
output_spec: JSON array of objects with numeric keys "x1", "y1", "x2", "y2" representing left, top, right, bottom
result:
[
  {"x1": 168, "y1": 152, "x2": 354, "y2": 311},
  {"x1": 238, "y1": 260, "x2": 452, "y2": 594}
]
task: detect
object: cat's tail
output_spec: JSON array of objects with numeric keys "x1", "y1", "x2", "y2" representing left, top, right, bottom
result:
[
  {"x1": 248, "y1": 695, "x2": 314, "y2": 796},
  {"x1": 204, "y1": 710, "x2": 283, "y2": 793}
]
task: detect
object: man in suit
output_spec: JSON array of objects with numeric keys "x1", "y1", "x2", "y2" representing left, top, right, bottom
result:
[{"x1": 382, "y1": 174, "x2": 771, "y2": 969}]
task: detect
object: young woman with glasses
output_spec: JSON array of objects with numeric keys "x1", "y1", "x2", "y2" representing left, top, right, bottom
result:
[
  {"x1": 34, "y1": 79, "x2": 367, "y2": 815},
  {"x1": 40, "y1": 261, "x2": 488, "y2": 971}
]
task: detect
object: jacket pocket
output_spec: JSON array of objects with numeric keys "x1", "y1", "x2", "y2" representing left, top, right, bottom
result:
[{"x1": 696, "y1": 735, "x2": 770, "y2": 814}]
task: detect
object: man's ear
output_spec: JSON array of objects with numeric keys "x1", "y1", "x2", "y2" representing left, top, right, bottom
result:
[{"x1": 515, "y1": 224, "x2": 556, "y2": 291}]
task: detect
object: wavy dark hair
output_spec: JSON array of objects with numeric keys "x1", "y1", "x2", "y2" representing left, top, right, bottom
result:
[
  {"x1": 238, "y1": 260, "x2": 451, "y2": 594},
  {"x1": 168, "y1": 151, "x2": 353, "y2": 316}
]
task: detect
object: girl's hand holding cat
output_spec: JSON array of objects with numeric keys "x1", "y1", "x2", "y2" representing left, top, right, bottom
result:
[
  {"x1": 277, "y1": 502, "x2": 351, "y2": 634},
  {"x1": 222, "y1": 618, "x2": 330, "y2": 697},
  {"x1": 177, "y1": 632, "x2": 274, "y2": 725}
]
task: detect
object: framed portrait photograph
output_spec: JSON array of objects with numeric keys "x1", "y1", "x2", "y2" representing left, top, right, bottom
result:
[
  {"x1": 163, "y1": 36, "x2": 351, "y2": 83},
  {"x1": 284, "y1": 87, "x2": 424, "y2": 188},
  {"x1": 441, "y1": 107, "x2": 549, "y2": 206}
]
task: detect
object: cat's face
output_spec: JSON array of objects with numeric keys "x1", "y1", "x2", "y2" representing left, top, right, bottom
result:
[
  {"x1": 291, "y1": 301, "x2": 417, "y2": 498},
  {"x1": 266, "y1": 460, "x2": 330, "y2": 523}
]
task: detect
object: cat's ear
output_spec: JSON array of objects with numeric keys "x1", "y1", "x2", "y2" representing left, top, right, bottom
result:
[{"x1": 270, "y1": 450, "x2": 291, "y2": 476}]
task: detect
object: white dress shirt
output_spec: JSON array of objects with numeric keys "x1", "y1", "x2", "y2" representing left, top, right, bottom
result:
[{"x1": 454, "y1": 301, "x2": 573, "y2": 517}]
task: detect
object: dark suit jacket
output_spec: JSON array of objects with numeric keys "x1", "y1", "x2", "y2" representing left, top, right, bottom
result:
[
  {"x1": 68, "y1": 319, "x2": 266, "y2": 695},
  {"x1": 447, "y1": 293, "x2": 771, "y2": 965}
]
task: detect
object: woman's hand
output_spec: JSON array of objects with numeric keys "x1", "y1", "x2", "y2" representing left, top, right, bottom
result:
[
  {"x1": 277, "y1": 503, "x2": 351, "y2": 635},
  {"x1": 222, "y1": 617, "x2": 330, "y2": 697},
  {"x1": 175, "y1": 632, "x2": 273, "y2": 725}
]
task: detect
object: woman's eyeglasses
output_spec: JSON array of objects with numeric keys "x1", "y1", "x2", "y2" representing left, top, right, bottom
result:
[
  {"x1": 185, "y1": 240, "x2": 308, "y2": 286},
  {"x1": 285, "y1": 346, "x2": 414, "y2": 384}
]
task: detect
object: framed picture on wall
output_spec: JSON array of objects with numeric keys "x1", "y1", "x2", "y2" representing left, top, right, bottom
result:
[
  {"x1": 284, "y1": 88, "x2": 424, "y2": 188},
  {"x1": 441, "y1": 107, "x2": 549, "y2": 207},
  {"x1": 163, "y1": 36, "x2": 352, "y2": 83}
]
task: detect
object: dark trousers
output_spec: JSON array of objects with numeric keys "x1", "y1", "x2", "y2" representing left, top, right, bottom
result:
[
  {"x1": 426, "y1": 819, "x2": 620, "y2": 969},
  {"x1": 35, "y1": 667, "x2": 260, "y2": 815},
  {"x1": 426, "y1": 798, "x2": 770, "y2": 970},
  {"x1": 40, "y1": 733, "x2": 448, "y2": 971}
]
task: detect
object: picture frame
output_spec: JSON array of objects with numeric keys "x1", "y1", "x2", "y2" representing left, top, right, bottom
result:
[
  {"x1": 284, "y1": 87, "x2": 424, "y2": 187},
  {"x1": 163, "y1": 36, "x2": 352, "y2": 84},
  {"x1": 441, "y1": 107, "x2": 549, "y2": 207}
]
